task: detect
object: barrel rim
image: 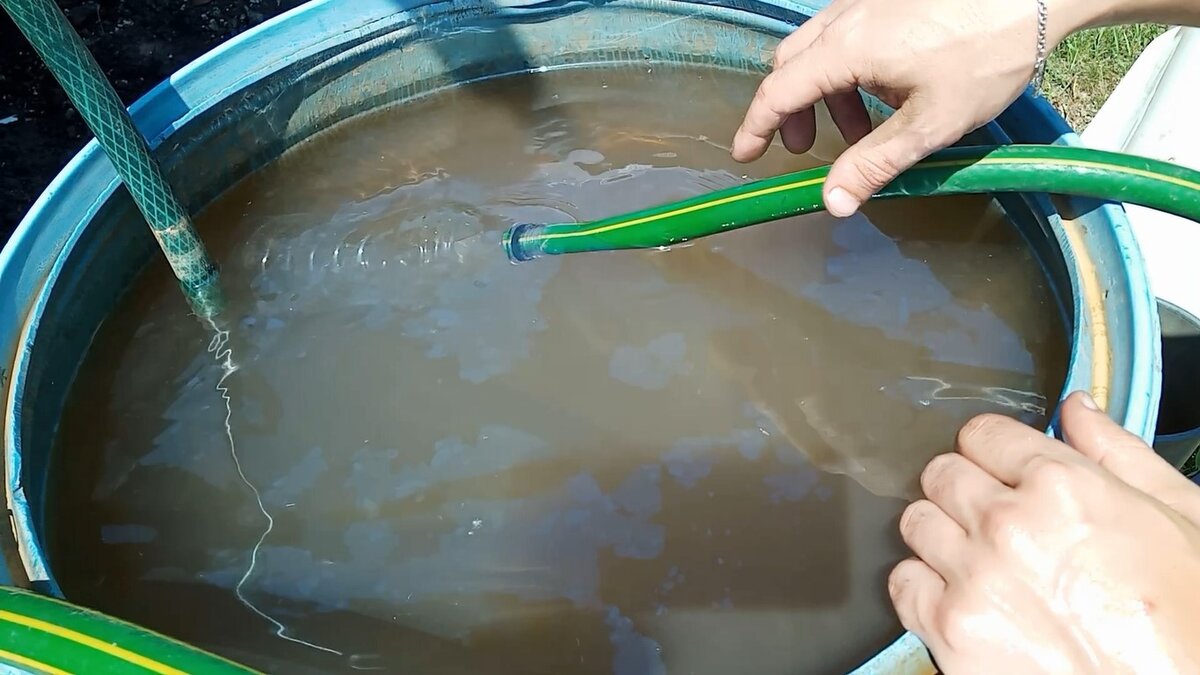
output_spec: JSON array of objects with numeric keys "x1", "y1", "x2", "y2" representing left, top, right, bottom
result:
[{"x1": 0, "y1": 1, "x2": 1160, "y2": 674}]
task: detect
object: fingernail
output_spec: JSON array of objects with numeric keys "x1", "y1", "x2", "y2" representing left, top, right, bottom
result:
[
  {"x1": 730, "y1": 136, "x2": 746, "y2": 160},
  {"x1": 1078, "y1": 391, "x2": 1100, "y2": 411},
  {"x1": 826, "y1": 187, "x2": 859, "y2": 217}
]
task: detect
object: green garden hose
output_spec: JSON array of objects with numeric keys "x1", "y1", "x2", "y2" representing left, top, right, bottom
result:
[
  {"x1": 504, "y1": 144, "x2": 1200, "y2": 261},
  {"x1": 0, "y1": 586, "x2": 258, "y2": 674},
  {"x1": 2, "y1": 0, "x2": 223, "y2": 318}
]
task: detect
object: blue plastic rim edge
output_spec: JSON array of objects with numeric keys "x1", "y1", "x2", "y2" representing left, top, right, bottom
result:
[{"x1": 0, "y1": 1, "x2": 1160, "y2": 674}]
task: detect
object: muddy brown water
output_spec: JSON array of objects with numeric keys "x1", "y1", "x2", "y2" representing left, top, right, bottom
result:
[{"x1": 47, "y1": 65, "x2": 1067, "y2": 674}]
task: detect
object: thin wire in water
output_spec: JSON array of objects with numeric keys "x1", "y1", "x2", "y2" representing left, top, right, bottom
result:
[{"x1": 205, "y1": 318, "x2": 344, "y2": 658}]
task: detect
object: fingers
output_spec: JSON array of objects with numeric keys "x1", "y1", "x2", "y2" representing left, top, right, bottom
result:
[
  {"x1": 1059, "y1": 391, "x2": 1200, "y2": 523},
  {"x1": 732, "y1": 44, "x2": 857, "y2": 163},
  {"x1": 766, "y1": 3, "x2": 857, "y2": 158},
  {"x1": 825, "y1": 91, "x2": 872, "y2": 145},
  {"x1": 779, "y1": 107, "x2": 817, "y2": 154},
  {"x1": 739, "y1": 2, "x2": 869, "y2": 163},
  {"x1": 899, "y1": 499, "x2": 967, "y2": 579},
  {"x1": 822, "y1": 102, "x2": 958, "y2": 217},
  {"x1": 920, "y1": 452, "x2": 1009, "y2": 532},
  {"x1": 772, "y1": 15, "x2": 829, "y2": 68},
  {"x1": 888, "y1": 557, "x2": 947, "y2": 651},
  {"x1": 767, "y1": 89, "x2": 870, "y2": 158},
  {"x1": 1061, "y1": 391, "x2": 1168, "y2": 476},
  {"x1": 770, "y1": 0, "x2": 851, "y2": 67},
  {"x1": 955, "y1": 412, "x2": 1072, "y2": 487}
]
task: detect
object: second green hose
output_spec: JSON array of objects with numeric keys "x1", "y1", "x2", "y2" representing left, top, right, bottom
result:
[
  {"x1": 504, "y1": 144, "x2": 1200, "y2": 260},
  {"x1": 0, "y1": 586, "x2": 256, "y2": 674}
]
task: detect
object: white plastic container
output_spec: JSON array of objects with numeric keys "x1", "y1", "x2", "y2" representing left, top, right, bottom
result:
[
  {"x1": 1081, "y1": 26, "x2": 1200, "y2": 464},
  {"x1": 1081, "y1": 27, "x2": 1200, "y2": 319}
]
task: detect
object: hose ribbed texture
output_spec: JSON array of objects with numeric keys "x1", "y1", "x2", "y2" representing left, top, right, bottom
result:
[{"x1": 1, "y1": 0, "x2": 223, "y2": 317}]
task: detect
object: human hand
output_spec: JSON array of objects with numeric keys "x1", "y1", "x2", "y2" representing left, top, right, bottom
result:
[
  {"x1": 731, "y1": 0, "x2": 1107, "y2": 217},
  {"x1": 890, "y1": 392, "x2": 1200, "y2": 674}
]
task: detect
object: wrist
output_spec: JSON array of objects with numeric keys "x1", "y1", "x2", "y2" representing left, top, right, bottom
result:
[{"x1": 1044, "y1": 0, "x2": 1122, "y2": 46}]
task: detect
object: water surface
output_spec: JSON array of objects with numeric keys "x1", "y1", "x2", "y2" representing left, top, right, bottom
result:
[{"x1": 49, "y1": 65, "x2": 1067, "y2": 674}]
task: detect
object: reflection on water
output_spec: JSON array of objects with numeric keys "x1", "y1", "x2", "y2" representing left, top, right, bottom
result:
[{"x1": 49, "y1": 66, "x2": 1067, "y2": 674}]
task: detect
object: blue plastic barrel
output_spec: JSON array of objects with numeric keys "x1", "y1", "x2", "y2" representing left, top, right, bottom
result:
[{"x1": 0, "y1": 1, "x2": 1161, "y2": 673}]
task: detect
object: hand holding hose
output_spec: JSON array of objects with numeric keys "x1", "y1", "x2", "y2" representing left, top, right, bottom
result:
[
  {"x1": 729, "y1": 2, "x2": 1200, "y2": 671},
  {"x1": 731, "y1": 0, "x2": 1200, "y2": 217}
]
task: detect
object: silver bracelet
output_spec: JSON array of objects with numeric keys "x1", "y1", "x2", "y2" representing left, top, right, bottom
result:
[{"x1": 1031, "y1": 0, "x2": 1049, "y2": 90}]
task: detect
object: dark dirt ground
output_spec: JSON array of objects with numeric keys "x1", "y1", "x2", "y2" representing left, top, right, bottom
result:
[{"x1": 0, "y1": 0, "x2": 307, "y2": 244}]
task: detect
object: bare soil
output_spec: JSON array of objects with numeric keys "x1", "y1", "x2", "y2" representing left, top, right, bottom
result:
[{"x1": 0, "y1": 0, "x2": 305, "y2": 242}]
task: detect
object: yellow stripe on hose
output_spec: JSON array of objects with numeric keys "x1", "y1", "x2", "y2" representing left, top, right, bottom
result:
[
  {"x1": 0, "y1": 646, "x2": 72, "y2": 675},
  {"x1": 528, "y1": 156, "x2": 1199, "y2": 244},
  {"x1": 535, "y1": 176, "x2": 827, "y2": 241},
  {"x1": 952, "y1": 156, "x2": 1200, "y2": 191},
  {"x1": 0, "y1": 610, "x2": 184, "y2": 675}
]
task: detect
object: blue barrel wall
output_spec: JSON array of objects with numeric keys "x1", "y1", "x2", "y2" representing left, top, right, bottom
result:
[{"x1": 0, "y1": 1, "x2": 1162, "y2": 672}]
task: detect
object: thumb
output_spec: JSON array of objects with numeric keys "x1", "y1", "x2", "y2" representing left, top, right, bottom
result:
[
  {"x1": 822, "y1": 102, "x2": 954, "y2": 217},
  {"x1": 1061, "y1": 391, "x2": 1200, "y2": 524}
]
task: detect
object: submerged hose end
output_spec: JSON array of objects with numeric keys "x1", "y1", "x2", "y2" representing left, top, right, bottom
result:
[
  {"x1": 182, "y1": 272, "x2": 226, "y2": 320},
  {"x1": 503, "y1": 223, "x2": 544, "y2": 263}
]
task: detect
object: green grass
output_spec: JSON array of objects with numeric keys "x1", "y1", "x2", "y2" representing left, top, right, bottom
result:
[{"x1": 1042, "y1": 24, "x2": 1168, "y2": 130}]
